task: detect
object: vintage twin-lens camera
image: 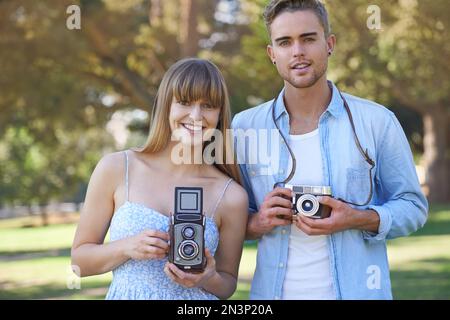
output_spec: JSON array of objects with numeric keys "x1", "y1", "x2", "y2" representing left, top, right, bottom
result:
[
  {"x1": 285, "y1": 184, "x2": 332, "y2": 219},
  {"x1": 169, "y1": 187, "x2": 206, "y2": 272}
]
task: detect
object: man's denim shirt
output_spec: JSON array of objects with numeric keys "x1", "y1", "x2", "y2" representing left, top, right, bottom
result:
[{"x1": 231, "y1": 81, "x2": 428, "y2": 300}]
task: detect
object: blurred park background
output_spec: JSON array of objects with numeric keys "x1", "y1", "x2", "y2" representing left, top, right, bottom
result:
[{"x1": 0, "y1": 0, "x2": 449, "y2": 299}]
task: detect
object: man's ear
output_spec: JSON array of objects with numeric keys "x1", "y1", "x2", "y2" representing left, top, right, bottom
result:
[
  {"x1": 326, "y1": 34, "x2": 336, "y2": 55},
  {"x1": 267, "y1": 45, "x2": 275, "y2": 64}
]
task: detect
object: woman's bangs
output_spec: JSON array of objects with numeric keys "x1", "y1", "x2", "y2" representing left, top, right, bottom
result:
[{"x1": 172, "y1": 64, "x2": 225, "y2": 108}]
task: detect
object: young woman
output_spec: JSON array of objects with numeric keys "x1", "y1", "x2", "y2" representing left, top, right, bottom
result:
[{"x1": 71, "y1": 58, "x2": 248, "y2": 300}]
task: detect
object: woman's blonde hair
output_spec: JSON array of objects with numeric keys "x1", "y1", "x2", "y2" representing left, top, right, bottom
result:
[{"x1": 137, "y1": 58, "x2": 241, "y2": 184}]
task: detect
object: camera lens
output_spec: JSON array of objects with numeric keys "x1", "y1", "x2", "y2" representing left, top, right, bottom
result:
[
  {"x1": 182, "y1": 244, "x2": 195, "y2": 256},
  {"x1": 182, "y1": 226, "x2": 195, "y2": 239},
  {"x1": 296, "y1": 194, "x2": 319, "y2": 217},
  {"x1": 302, "y1": 200, "x2": 314, "y2": 212},
  {"x1": 178, "y1": 240, "x2": 199, "y2": 260}
]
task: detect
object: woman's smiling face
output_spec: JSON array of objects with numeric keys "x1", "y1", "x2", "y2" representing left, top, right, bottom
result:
[{"x1": 169, "y1": 97, "x2": 221, "y2": 147}]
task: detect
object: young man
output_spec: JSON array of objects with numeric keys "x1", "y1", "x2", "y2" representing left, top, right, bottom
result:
[{"x1": 231, "y1": 0, "x2": 428, "y2": 300}]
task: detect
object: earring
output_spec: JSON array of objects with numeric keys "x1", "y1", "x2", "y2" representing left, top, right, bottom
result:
[
  {"x1": 328, "y1": 51, "x2": 332, "y2": 56},
  {"x1": 273, "y1": 61, "x2": 276, "y2": 65}
]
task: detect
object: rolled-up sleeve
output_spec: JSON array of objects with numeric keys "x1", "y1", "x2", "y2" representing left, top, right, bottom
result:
[{"x1": 362, "y1": 113, "x2": 428, "y2": 243}]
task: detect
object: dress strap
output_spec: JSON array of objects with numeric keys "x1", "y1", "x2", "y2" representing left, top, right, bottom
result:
[
  {"x1": 124, "y1": 151, "x2": 129, "y2": 202},
  {"x1": 210, "y1": 178, "x2": 233, "y2": 218}
]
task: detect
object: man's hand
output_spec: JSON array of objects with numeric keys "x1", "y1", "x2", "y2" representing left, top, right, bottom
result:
[
  {"x1": 293, "y1": 196, "x2": 380, "y2": 235},
  {"x1": 246, "y1": 187, "x2": 294, "y2": 239}
]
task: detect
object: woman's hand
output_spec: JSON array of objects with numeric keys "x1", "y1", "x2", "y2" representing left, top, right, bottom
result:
[
  {"x1": 123, "y1": 229, "x2": 170, "y2": 260},
  {"x1": 164, "y1": 248, "x2": 216, "y2": 288}
]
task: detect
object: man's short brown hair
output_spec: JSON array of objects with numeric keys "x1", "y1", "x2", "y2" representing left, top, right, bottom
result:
[{"x1": 263, "y1": 0, "x2": 331, "y2": 37}]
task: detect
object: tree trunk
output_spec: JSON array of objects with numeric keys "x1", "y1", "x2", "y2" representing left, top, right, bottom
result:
[
  {"x1": 179, "y1": 0, "x2": 199, "y2": 57},
  {"x1": 41, "y1": 207, "x2": 49, "y2": 227},
  {"x1": 149, "y1": 0, "x2": 162, "y2": 26},
  {"x1": 422, "y1": 106, "x2": 449, "y2": 203}
]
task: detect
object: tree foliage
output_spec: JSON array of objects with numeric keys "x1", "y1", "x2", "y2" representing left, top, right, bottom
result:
[{"x1": 0, "y1": 0, "x2": 448, "y2": 205}]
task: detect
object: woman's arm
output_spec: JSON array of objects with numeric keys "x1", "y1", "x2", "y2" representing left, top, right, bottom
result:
[
  {"x1": 201, "y1": 182, "x2": 249, "y2": 299},
  {"x1": 71, "y1": 152, "x2": 128, "y2": 276},
  {"x1": 71, "y1": 152, "x2": 170, "y2": 277}
]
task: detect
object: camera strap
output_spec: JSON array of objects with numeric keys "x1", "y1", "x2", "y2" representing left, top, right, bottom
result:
[{"x1": 271, "y1": 84, "x2": 375, "y2": 206}]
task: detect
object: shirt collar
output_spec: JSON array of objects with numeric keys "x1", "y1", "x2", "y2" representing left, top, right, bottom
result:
[{"x1": 273, "y1": 80, "x2": 345, "y2": 121}]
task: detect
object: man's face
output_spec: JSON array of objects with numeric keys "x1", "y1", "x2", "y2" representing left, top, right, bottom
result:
[{"x1": 267, "y1": 10, "x2": 335, "y2": 89}]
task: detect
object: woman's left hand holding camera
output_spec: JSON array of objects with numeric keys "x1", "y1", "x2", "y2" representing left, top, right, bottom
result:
[{"x1": 164, "y1": 248, "x2": 217, "y2": 288}]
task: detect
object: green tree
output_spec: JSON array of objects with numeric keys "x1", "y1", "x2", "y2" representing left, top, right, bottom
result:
[
  {"x1": 326, "y1": 0, "x2": 450, "y2": 202},
  {"x1": 0, "y1": 0, "x2": 243, "y2": 209}
]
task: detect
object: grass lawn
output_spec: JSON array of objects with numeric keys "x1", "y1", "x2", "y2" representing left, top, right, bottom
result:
[{"x1": 0, "y1": 205, "x2": 449, "y2": 300}]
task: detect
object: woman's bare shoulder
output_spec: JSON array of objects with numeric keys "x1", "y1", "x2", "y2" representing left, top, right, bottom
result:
[
  {"x1": 223, "y1": 180, "x2": 248, "y2": 209},
  {"x1": 212, "y1": 180, "x2": 247, "y2": 224},
  {"x1": 80, "y1": 151, "x2": 127, "y2": 219},
  {"x1": 96, "y1": 151, "x2": 126, "y2": 172},
  {"x1": 206, "y1": 167, "x2": 246, "y2": 202},
  {"x1": 90, "y1": 151, "x2": 127, "y2": 187}
]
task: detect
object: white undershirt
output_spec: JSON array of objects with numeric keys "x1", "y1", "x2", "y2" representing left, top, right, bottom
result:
[{"x1": 282, "y1": 128, "x2": 336, "y2": 300}]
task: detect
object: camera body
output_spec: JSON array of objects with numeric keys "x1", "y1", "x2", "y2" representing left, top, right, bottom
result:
[
  {"x1": 169, "y1": 187, "x2": 206, "y2": 272},
  {"x1": 285, "y1": 184, "x2": 332, "y2": 219}
]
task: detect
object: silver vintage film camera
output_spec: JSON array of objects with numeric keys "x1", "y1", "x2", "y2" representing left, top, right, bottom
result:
[{"x1": 285, "y1": 184, "x2": 332, "y2": 219}]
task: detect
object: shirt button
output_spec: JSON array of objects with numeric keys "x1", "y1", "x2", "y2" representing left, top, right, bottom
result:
[
  {"x1": 274, "y1": 296, "x2": 280, "y2": 300},
  {"x1": 279, "y1": 263, "x2": 284, "y2": 268},
  {"x1": 281, "y1": 229, "x2": 286, "y2": 234},
  {"x1": 279, "y1": 169, "x2": 284, "y2": 174},
  {"x1": 250, "y1": 171, "x2": 256, "y2": 176}
]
